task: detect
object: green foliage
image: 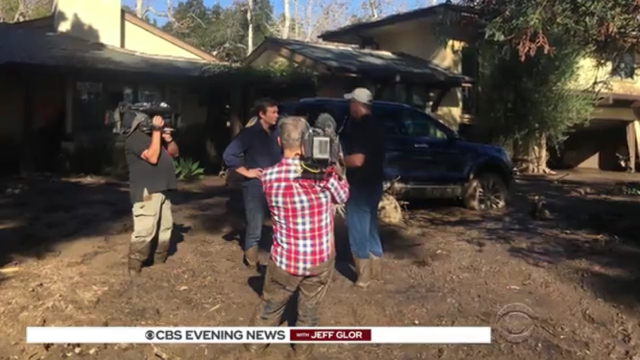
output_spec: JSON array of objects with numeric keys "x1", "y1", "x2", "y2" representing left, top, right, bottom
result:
[
  {"x1": 474, "y1": 40, "x2": 594, "y2": 149},
  {"x1": 174, "y1": 157, "x2": 205, "y2": 181},
  {"x1": 460, "y1": 0, "x2": 640, "y2": 64},
  {"x1": 161, "y1": 0, "x2": 275, "y2": 63},
  {"x1": 202, "y1": 62, "x2": 318, "y2": 85},
  {"x1": 434, "y1": 2, "x2": 605, "y2": 168}
]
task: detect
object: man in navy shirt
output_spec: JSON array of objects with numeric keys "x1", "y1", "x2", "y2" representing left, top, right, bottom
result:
[{"x1": 223, "y1": 98, "x2": 282, "y2": 269}]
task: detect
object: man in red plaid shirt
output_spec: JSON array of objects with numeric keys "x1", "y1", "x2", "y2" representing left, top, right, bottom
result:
[{"x1": 246, "y1": 116, "x2": 349, "y2": 359}]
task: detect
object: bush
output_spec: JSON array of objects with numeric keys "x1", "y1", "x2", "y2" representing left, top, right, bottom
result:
[{"x1": 174, "y1": 157, "x2": 205, "y2": 181}]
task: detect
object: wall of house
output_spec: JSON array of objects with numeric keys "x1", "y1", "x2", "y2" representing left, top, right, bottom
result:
[
  {"x1": 364, "y1": 18, "x2": 464, "y2": 129},
  {"x1": 571, "y1": 57, "x2": 640, "y2": 95},
  {"x1": 54, "y1": 0, "x2": 122, "y2": 47},
  {"x1": 123, "y1": 19, "x2": 202, "y2": 60}
]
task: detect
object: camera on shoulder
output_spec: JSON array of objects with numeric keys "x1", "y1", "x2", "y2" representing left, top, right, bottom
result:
[
  {"x1": 300, "y1": 113, "x2": 342, "y2": 181},
  {"x1": 113, "y1": 102, "x2": 178, "y2": 136}
]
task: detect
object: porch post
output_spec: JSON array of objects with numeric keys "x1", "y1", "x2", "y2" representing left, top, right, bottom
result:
[
  {"x1": 20, "y1": 77, "x2": 35, "y2": 175},
  {"x1": 626, "y1": 121, "x2": 637, "y2": 172},
  {"x1": 64, "y1": 77, "x2": 73, "y2": 135},
  {"x1": 229, "y1": 86, "x2": 242, "y2": 137}
]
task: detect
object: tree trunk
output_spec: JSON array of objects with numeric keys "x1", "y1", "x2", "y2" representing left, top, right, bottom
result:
[
  {"x1": 368, "y1": 0, "x2": 378, "y2": 19},
  {"x1": 293, "y1": 0, "x2": 299, "y2": 39},
  {"x1": 135, "y1": 0, "x2": 144, "y2": 18},
  {"x1": 283, "y1": 0, "x2": 290, "y2": 39},
  {"x1": 513, "y1": 132, "x2": 555, "y2": 174},
  {"x1": 246, "y1": 0, "x2": 253, "y2": 56}
]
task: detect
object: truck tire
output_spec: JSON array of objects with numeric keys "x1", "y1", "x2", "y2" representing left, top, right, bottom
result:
[{"x1": 463, "y1": 172, "x2": 508, "y2": 211}]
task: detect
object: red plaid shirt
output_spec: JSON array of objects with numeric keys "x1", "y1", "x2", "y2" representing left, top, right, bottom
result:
[{"x1": 262, "y1": 157, "x2": 350, "y2": 276}]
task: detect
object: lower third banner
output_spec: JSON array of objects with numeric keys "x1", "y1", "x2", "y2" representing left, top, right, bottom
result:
[{"x1": 26, "y1": 327, "x2": 491, "y2": 344}]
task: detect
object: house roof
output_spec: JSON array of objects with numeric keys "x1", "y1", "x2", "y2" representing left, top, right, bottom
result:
[
  {"x1": 0, "y1": 24, "x2": 209, "y2": 77},
  {"x1": 245, "y1": 37, "x2": 472, "y2": 86},
  {"x1": 319, "y1": 3, "x2": 476, "y2": 43},
  {"x1": 9, "y1": 11, "x2": 218, "y2": 62}
]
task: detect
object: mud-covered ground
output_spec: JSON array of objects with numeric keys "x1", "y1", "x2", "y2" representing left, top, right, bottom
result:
[{"x1": 1, "y1": 170, "x2": 640, "y2": 360}]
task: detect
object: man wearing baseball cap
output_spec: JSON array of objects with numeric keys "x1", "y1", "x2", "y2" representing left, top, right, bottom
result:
[{"x1": 342, "y1": 87, "x2": 385, "y2": 288}]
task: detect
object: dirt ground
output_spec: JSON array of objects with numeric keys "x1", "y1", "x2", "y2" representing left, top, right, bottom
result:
[{"x1": 2, "y1": 170, "x2": 640, "y2": 360}]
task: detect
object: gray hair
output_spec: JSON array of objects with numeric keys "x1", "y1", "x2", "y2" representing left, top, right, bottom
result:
[{"x1": 277, "y1": 116, "x2": 308, "y2": 150}]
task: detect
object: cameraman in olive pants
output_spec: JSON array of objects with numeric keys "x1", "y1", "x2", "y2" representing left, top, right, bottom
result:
[{"x1": 124, "y1": 114, "x2": 179, "y2": 279}]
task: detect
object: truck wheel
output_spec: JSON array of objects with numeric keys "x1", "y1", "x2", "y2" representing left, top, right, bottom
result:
[{"x1": 463, "y1": 172, "x2": 508, "y2": 211}]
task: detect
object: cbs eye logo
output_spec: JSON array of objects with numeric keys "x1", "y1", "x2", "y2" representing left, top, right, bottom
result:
[{"x1": 495, "y1": 303, "x2": 535, "y2": 343}]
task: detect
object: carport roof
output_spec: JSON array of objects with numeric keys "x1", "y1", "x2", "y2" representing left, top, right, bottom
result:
[{"x1": 245, "y1": 37, "x2": 473, "y2": 86}]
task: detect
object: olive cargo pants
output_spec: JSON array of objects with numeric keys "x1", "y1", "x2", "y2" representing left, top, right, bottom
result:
[
  {"x1": 129, "y1": 189, "x2": 173, "y2": 263},
  {"x1": 246, "y1": 258, "x2": 334, "y2": 356}
]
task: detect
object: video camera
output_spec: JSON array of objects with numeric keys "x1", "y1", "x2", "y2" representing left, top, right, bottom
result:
[
  {"x1": 300, "y1": 113, "x2": 344, "y2": 181},
  {"x1": 114, "y1": 102, "x2": 177, "y2": 136}
]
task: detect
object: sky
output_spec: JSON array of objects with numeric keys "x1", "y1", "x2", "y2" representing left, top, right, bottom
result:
[{"x1": 124, "y1": 0, "x2": 446, "y2": 28}]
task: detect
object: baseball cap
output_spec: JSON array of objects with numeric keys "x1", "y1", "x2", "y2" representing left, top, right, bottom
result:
[{"x1": 344, "y1": 87, "x2": 373, "y2": 104}]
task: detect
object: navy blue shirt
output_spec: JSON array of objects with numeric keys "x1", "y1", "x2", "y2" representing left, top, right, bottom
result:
[
  {"x1": 223, "y1": 120, "x2": 282, "y2": 188},
  {"x1": 344, "y1": 114, "x2": 385, "y2": 187}
]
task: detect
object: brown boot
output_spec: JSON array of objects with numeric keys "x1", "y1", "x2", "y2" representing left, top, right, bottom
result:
[
  {"x1": 353, "y1": 256, "x2": 371, "y2": 288},
  {"x1": 244, "y1": 246, "x2": 259, "y2": 268},
  {"x1": 370, "y1": 254, "x2": 381, "y2": 280},
  {"x1": 154, "y1": 252, "x2": 168, "y2": 265},
  {"x1": 128, "y1": 257, "x2": 143, "y2": 279}
]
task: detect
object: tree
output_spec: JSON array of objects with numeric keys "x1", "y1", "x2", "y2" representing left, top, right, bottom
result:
[
  {"x1": 453, "y1": 0, "x2": 640, "y2": 173},
  {"x1": 472, "y1": 40, "x2": 594, "y2": 173},
  {"x1": 0, "y1": 0, "x2": 52, "y2": 22},
  {"x1": 462, "y1": 0, "x2": 640, "y2": 65},
  {"x1": 160, "y1": 0, "x2": 275, "y2": 63}
]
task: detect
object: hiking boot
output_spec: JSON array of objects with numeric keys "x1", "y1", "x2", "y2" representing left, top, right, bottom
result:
[
  {"x1": 128, "y1": 257, "x2": 143, "y2": 274},
  {"x1": 154, "y1": 252, "x2": 168, "y2": 265},
  {"x1": 370, "y1": 254, "x2": 382, "y2": 280},
  {"x1": 352, "y1": 256, "x2": 371, "y2": 288},
  {"x1": 244, "y1": 246, "x2": 259, "y2": 269}
]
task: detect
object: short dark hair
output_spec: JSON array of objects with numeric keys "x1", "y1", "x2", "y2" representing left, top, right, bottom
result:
[{"x1": 253, "y1": 98, "x2": 278, "y2": 117}]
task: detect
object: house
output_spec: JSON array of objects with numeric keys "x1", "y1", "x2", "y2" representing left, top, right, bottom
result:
[
  {"x1": 319, "y1": 3, "x2": 640, "y2": 172},
  {"x1": 0, "y1": 0, "x2": 218, "y2": 174},
  {"x1": 244, "y1": 37, "x2": 472, "y2": 122}
]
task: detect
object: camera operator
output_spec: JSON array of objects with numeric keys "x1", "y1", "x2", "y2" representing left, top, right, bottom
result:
[
  {"x1": 124, "y1": 114, "x2": 179, "y2": 280},
  {"x1": 223, "y1": 98, "x2": 282, "y2": 269},
  {"x1": 245, "y1": 116, "x2": 349, "y2": 358},
  {"x1": 343, "y1": 87, "x2": 385, "y2": 288}
]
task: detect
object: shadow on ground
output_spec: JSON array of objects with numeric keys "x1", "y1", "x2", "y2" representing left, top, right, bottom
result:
[
  {"x1": 405, "y1": 174, "x2": 640, "y2": 310},
  {"x1": 0, "y1": 174, "x2": 227, "y2": 268}
]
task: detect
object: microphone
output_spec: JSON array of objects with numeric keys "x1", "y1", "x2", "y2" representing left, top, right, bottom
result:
[{"x1": 316, "y1": 113, "x2": 337, "y2": 135}]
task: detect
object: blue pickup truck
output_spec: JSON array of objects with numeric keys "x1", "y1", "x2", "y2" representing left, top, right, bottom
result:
[{"x1": 280, "y1": 98, "x2": 514, "y2": 211}]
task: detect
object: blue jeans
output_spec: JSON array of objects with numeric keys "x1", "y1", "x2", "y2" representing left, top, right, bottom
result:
[
  {"x1": 242, "y1": 183, "x2": 268, "y2": 251},
  {"x1": 346, "y1": 183, "x2": 384, "y2": 260}
]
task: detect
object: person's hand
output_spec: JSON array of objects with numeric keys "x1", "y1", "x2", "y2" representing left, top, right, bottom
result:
[
  {"x1": 246, "y1": 168, "x2": 263, "y2": 179},
  {"x1": 152, "y1": 116, "x2": 164, "y2": 131},
  {"x1": 162, "y1": 130, "x2": 173, "y2": 143}
]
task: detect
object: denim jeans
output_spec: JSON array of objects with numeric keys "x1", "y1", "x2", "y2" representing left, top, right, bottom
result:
[
  {"x1": 242, "y1": 183, "x2": 268, "y2": 251},
  {"x1": 346, "y1": 183, "x2": 384, "y2": 260}
]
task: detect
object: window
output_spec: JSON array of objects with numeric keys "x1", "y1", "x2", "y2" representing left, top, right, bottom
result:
[
  {"x1": 461, "y1": 46, "x2": 479, "y2": 115},
  {"x1": 73, "y1": 82, "x2": 107, "y2": 133},
  {"x1": 138, "y1": 85, "x2": 163, "y2": 103},
  {"x1": 375, "y1": 106, "x2": 449, "y2": 139},
  {"x1": 612, "y1": 52, "x2": 636, "y2": 79}
]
